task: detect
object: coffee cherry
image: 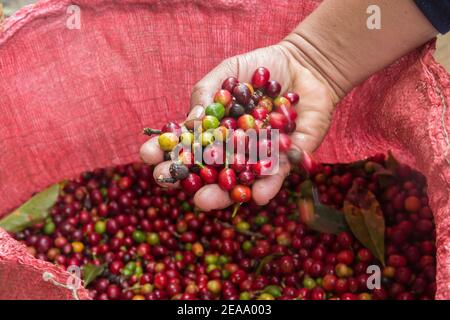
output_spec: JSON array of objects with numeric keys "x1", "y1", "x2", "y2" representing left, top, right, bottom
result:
[
  {"x1": 237, "y1": 114, "x2": 256, "y2": 131},
  {"x1": 229, "y1": 154, "x2": 246, "y2": 174},
  {"x1": 268, "y1": 112, "x2": 288, "y2": 132},
  {"x1": 180, "y1": 173, "x2": 203, "y2": 195},
  {"x1": 94, "y1": 220, "x2": 107, "y2": 234},
  {"x1": 180, "y1": 132, "x2": 194, "y2": 146},
  {"x1": 251, "y1": 159, "x2": 274, "y2": 176},
  {"x1": 199, "y1": 165, "x2": 218, "y2": 184},
  {"x1": 206, "y1": 103, "x2": 226, "y2": 120},
  {"x1": 222, "y1": 77, "x2": 239, "y2": 92},
  {"x1": 71, "y1": 241, "x2": 84, "y2": 254},
  {"x1": 303, "y1": 277, "x2": 316, "y2": 289},
  {"x1": 274, "y1": 96, "x2": 291, "y2": 110},
  {"x1": 161, "y1": 122, "x2": 182, "y2": 136},
  {"x1": 158, "y1": 132, "x2": 179, "y2": 151},
  {"x1": 265, "y1": 80, "x2": 281, "y2": 98},
  {"x1": 337, "y1": 250, "x2": 355, "y2": 265},
  {"x1": 202, "y1": 115, "x2": 220, "y2": 130},
  {"x1": 228, "y1": 103, "x2": 246, "y2": 119},
  {"x1": 388, "y1": 254, "x2": 407, "y2": 268},
  {"x1": 248, "y1": 290, "x2": 272, "y2": 300},
  {"x1": 357, "y1": 248, "x2": 373, "y2": 263},
  {"x1": 322, "y1": 274, "x2": 337, "y2": 292},
  {"x1": 230, "y1": 185, "x2": 252, "y2": 203},
  {"x1": 238, "y1": 171, "x2": 255, "y2": 186},
  {"x1": 146, "y1": 232, "x2": 160, "y2": 245},
  {"x1": 213, "y1": 126, "x2": 229, "y2": 142},
  {"x1": 258, "y1": 97, "x2": 273, "y2": 112},
  {"x1": 169, "y1": 162, "x2": 189, "y2": 180},
  {"x1": 220, "y1": 117, "x2": 238, "y2": 130},
  {"x1": 218, "y1": 168, "x2": 237, "y2": 191},
  {"x1": 107, "y1": 284, "x2": 121, "y2": 300},
  {"x1": 132, "y1": 230, "x2": 146, "y2": 243},
  {"x1": 310, "y1": 287, "x2": 326, "y2": 300},
  {"x1": 233, "y1": 83, "x2": 251, "y2": 105},
  {"x1": 251, "y1": 67, "x2": 270, "y2": 89},
  {"x1": 404, "y1": 196, "x2": 421, "y2": 212},
  {"x1": 207, "y1": 279, "x2": 222, "y2": 295},
  {"x1": 284, "y1": 92, "x2": 300, "y2": 105},
  {"x1": 43, "y1": 221, "x2": 56, "y2": 235},
  {"x1": 251, "y1": 106, "x2": 269, "y2": 121},
  {"x1": 201, "y1": 131, "x2": 215, "y2": 146},
  {"x1": 337, "y1": 232, "x2": 353, "y2": 248},
  {"x1": 214, "y1": 90, "x2": 232, "y2": 108},
  {"x1": 154, "y1": 273, "x2": 168, "y2": 289}
]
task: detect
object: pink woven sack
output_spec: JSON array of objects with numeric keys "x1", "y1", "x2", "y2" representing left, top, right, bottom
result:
[{"x1": 0, "y1": 0, "x2": 449, "y2": 299}]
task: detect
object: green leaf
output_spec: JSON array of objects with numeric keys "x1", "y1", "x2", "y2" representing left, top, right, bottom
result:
[
  {"x1": 343, "y1": 187, "x2": 385, "y2": 265},
  {"x1": 309, "y1": 204, "x2": 349, "y2": 235},
  {"x1": 373, "y1": 168, "x2": 395, "y2": 188},
  {"x1": 347, "y1": 159, "x2": 366, "y2": 169},
  {"x1": 83, "y1": 263, "x2": 107, "y2": 287},
  {"x1": 255, "y1": 254, "x2": 282, "y2": 276},
  {"x1": 298, "y1": 198, "x2": 348, "y2": 235},
  {"x1": 300, "y1": 180, "x2": 313, "y2": 198},
  {"x1": 0, "y1": 182, "x2": 63, "y2": 233},
  {"x1": 385, "y1": 151, "x2": 400, "y2": 171}
]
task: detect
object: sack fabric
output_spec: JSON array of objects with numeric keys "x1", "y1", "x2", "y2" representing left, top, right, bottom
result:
[{"x1": 0, "y1": 0, "x2": 449, "y2": 299}]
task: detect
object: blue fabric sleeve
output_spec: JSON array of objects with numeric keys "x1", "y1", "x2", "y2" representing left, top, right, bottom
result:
[{"x1": 414, "y1": 0, "x2": 450, "y2": 34}]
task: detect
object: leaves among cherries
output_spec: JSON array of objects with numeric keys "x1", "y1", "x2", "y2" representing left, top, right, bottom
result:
[
  {"x1": 0, "y1": 183, "x2": 64, "y2": 233},
  {"x1": 83, "y1": 263, "x2": 107, "y2": 287},
  {"x1": 298, "y1": 179, "x2": 386, "y2": 265},
  {"x1": 343, "y1": 186, "x2": 386, "y2": 265}
]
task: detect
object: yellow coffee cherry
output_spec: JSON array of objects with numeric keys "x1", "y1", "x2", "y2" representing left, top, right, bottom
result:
[{"x1": 71, "y1": 241, "x2": 84, "y2": 253}]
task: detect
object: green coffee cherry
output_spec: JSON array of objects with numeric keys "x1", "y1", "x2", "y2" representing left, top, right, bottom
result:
[
  {"x1": 202, "y1": 115, "x2": 220, "y2": 130},
  {"x1": 205, "y1": 103, "x2": 225, "y2": 120}
]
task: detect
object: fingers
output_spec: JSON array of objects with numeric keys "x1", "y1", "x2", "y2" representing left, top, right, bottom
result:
[
  {"x1": 194, "y1": 184, "x2": 233, "y2": 212},
  {"x1": 184, "y1": 105, "x2": 205, "y2": 130},
  {"x1": 153, "y1": 161, "x2": 180, "y2": 189},
  {"x1": 291, "y1": 67, "x2": 335, "y2": 154},
  {"x1": 140, "y1": 136, "x2": 164, "y2": 164},
  {"x1": 252, "y1": 154, "x2": 291, "y2": 206}
]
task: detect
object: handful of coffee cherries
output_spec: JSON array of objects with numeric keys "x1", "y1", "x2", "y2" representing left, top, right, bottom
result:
[{"x1": 144, "y1": 67, "x2": 303, "y2": 206}]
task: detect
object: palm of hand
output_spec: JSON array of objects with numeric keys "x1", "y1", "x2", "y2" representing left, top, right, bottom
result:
[{"x1": 140, "y1": 45, "x2": 335, "y2": 211}]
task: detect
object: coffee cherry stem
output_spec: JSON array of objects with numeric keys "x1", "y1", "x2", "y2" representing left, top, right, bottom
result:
[
  {"x1": 231, "y1": 202, "x2": 241, "y2": 218},
  {"x1": 143, "y1": 128, "x2": 162, "y2": 136},
  {"x1": 122, "y1": 283, "x2": 145, "y2": 292},
  {"x1": 286, "y1": 190, "x2": 302, "y2": 198},
  {"x1": 311, "y1": 184, "x2": 321, "y2": 205},
  {"x1": 216, "y1": 220, "x2": 264, "y2": 239},
  {"x1": 171, "y1": 231, "x2": 181, "y2": 238},
  {"x1": 195, "y1": 162, "x2": 205, "y2": 169},
  {"x1": 156, "y1": 175, "x2": 178, "y2": 184}
]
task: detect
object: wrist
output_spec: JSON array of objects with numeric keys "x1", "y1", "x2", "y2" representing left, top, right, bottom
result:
[
  {"x1": 280, "y1": 0, "x2": 437, "y2": 106},
  {"x1": 280, "y1": 31, "x2": 353, "y2": 105}
]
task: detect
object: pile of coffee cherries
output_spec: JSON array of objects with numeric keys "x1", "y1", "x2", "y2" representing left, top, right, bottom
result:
[
  {"x1": 146, "y1": 67, "x2": 298, "y2": 204},
  {"x1": 13, "y1": 154, "x2": 436, "y2": 300}
]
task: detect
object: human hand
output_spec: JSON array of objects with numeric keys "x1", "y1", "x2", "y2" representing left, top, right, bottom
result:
[{"x1": 140, "y1": 43, "x2": 337, "y2": 211}]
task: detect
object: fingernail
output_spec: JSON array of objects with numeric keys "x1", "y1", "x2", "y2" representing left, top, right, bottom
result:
[
  {"x1": 187, "y1": 105, "x2": 204, "y2": 120},
  {"x1": 185, "y1": 105, "x2": 204, "y2": 129}
]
